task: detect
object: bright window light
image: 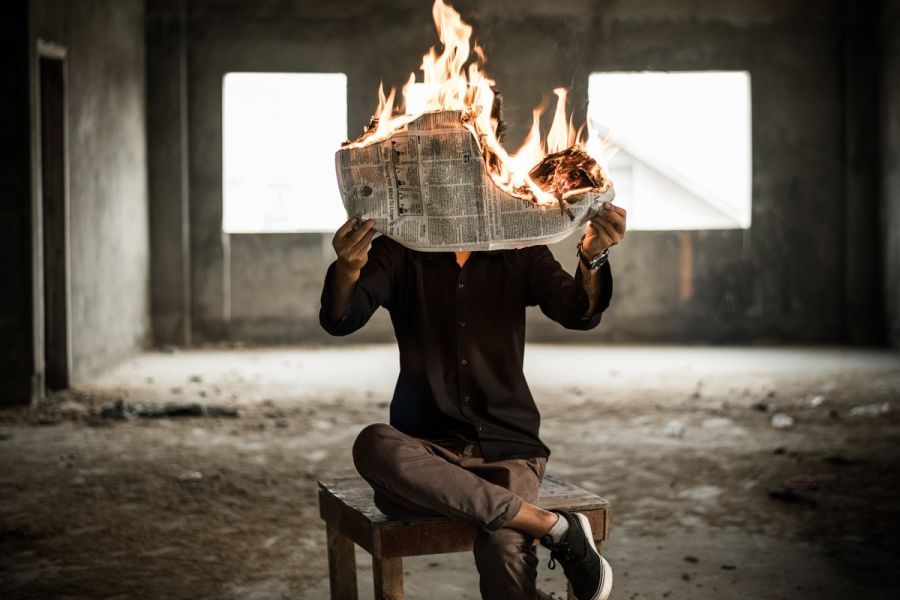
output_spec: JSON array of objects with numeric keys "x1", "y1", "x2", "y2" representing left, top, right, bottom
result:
[
  {"x1": 588, "y1": 72, "x2": 752, "y2": 230},
  {"x1": 223, "y1": 72, "x2": 348, "y2": 233}
]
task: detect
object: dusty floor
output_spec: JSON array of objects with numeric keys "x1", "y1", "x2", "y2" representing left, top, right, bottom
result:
[{"x1": 1, "y1": 345, "x2": 899, "y2": 600}]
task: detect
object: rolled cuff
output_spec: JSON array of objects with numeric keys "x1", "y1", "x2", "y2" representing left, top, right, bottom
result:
[
  {"x1": 571, "y1": 259, "x2": 613, "y2": 330},
  {"x1": 483, "y1": 493, "x2": 525, "y2": 533}
]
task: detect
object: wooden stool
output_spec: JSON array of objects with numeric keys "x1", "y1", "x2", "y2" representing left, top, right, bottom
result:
[{"x1": 318, "y1": 474, "x2": 610, "y2": 600}]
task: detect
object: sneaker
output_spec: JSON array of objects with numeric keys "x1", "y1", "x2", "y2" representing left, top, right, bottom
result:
[{"x1": 540, "y1": 510, "x2": 613, "y2": 600}]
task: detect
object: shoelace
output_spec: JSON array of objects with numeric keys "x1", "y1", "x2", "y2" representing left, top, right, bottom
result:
[{"x1": 546, "y1": 544, "x2": 573, "y2": 570}]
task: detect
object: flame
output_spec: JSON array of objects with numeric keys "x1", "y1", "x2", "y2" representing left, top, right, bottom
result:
[{"x1": 343, "y1": 0, "x2": 612, "y2": 206}]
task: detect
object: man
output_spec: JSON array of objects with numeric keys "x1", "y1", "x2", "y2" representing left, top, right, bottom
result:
[{"x1": 319, "y1": 203, "x2": 626, "y2": 600}]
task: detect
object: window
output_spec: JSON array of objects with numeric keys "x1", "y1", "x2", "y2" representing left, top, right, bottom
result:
[
  {"x1": 588, "y1": 72, "x2": 752, "y2": 230},
  {"x1": 223, "y1": 73, "x2": 348, "y2": 233}
]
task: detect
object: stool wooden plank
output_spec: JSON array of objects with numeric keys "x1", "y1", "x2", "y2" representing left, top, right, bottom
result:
[{"x1": 318, "y1": 474, "x2": 610, "y2": 600}]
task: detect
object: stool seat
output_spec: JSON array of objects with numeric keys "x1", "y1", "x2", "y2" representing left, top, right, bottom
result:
[{"x1": 318, "y1": 474, "x2": 610, "y2": 600}]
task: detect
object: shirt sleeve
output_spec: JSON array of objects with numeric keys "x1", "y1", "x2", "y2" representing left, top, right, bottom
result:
[
  {"x1": 319, "y1": 234, "x2": 396, "y2": 336},
  {"x1": 522, "y1": 244, "x2": 613, "y2": 331}
]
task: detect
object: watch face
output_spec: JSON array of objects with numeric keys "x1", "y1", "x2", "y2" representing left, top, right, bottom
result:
[{"x1": 590, "y1": 249, "x2": 609, "y2": 268}]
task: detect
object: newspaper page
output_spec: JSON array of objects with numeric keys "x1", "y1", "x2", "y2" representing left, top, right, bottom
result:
[{"x1": 334, "y1": 110, "x2": 615, "y2": 251}]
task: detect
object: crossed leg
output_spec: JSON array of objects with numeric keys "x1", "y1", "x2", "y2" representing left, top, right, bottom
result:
[{"x1": 352, "y1": 423, "x2": 555, "y2": 599}]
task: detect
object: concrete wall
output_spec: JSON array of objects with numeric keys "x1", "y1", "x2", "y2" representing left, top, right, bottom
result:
[
  {"x1": 150, "y1": 0, "x2": 886, "y2": 345},
  {"x1": 28, "y1": 0, "x2": 150, "y2": 385},
  {"x1": 0, "y1": 0, "x2": 35, "y2": 403},
  {"x1": 884, "y1": 0, "x2": 900, "y2": 347}
]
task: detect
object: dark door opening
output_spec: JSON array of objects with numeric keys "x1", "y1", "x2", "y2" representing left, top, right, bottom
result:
[{"x1": 39, "y1": 53, "x2": 70, "y2": 391}]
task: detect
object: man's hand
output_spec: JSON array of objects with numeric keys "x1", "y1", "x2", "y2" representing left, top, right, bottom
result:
[
  {"x1": 332, "y1": 217, "x2": 376, "y2": 282},
  {"x1": 327, "y1": 217, "x2": 376, "y2": 322},
  {"x1": 578, "y1": 203, "x2": 626, "y2": 316},
  {"x1": 583, "y1": 202, "x2": 627, "y2": 257}
]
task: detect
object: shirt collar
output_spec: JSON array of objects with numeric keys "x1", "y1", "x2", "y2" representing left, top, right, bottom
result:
[{"x1": 420, "y1": 249, "x2": 506, "y2": 261}]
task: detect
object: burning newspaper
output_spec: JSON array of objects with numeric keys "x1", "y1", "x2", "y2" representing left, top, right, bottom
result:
[
  {"x1": 333, "y1": 0, "x2": 615, "y2": 251},
  {"x1": 335, "y1": 111, "x2": 614, "y2": 251}
]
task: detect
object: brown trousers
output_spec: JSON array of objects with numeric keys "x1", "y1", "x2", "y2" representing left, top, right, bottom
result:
[{"x1": 352, "y1": 423, "x2": 547, "y2": 600}]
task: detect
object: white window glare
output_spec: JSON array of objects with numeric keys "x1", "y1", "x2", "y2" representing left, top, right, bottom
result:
[
  {"x1": 588, "y1": 71, "x2": 752, "y2": 230},
  {"x1": 223, "y1": 72, "x2": 348, "y2": 233}
]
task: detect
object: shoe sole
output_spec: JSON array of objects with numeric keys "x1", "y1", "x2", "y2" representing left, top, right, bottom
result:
[{"x1": 574, "y1": 512, "x2": 614, "y2": 600}]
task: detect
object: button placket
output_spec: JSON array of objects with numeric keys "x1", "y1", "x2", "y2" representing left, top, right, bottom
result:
[{"x1": 455, "y1": 265, "x2": 477, "y2": 427}]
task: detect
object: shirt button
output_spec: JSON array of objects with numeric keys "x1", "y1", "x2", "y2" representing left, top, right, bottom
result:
[
  {"x1": 457, "y1": 283, "x2": 465, "y2": 289},
  {"x1": 459, "y1": 320, "x2": 466, "y2": 327},
  {"x1": 463, "y1": 395, "x2": 471, "y2": 403},
  {"x1": 460, "y1": 359, "x2": 468, "y2": 366},
  {"x1": 478, "y1": 426, "x2": 485, "y2": 432}
]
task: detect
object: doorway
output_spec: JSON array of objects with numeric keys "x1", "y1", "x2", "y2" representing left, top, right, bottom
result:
[{"x1": 37, "y1": 43, "x2": 70, "y2": 392}]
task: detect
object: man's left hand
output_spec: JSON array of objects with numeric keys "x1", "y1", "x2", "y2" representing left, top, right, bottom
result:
[{"x1": 583, "y1": 202, "x2": 627, "y2": 257}]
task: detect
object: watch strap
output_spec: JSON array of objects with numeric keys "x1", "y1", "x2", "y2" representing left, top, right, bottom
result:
[{"x1": 576, "y1": 237, "x2": 609, "y2": 270}]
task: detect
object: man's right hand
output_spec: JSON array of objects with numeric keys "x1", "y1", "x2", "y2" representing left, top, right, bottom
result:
[{"x1": 332, "y1": 217, "x2": 376, "y2": 281}]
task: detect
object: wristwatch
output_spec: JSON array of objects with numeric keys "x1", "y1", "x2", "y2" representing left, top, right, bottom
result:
[{"x1": 576, "y1": 236, "x2": 609, "y2": 270}]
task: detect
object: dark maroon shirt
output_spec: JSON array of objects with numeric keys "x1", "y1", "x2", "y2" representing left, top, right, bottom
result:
[{"x1": 319, "y1": 235, "x2": 613, "y2": 460}]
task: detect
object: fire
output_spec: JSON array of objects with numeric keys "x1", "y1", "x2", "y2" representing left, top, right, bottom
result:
[{"x1": 342, "y1": 0, "x2": 612, "y2": 207}]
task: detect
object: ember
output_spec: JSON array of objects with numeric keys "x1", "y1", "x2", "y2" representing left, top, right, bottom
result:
[
  {"x1": 342, "y1": 0, "x2": 613, "y2": 209},
  {"x1": 526, "y1": 147, "x2": 608, "y2": 205}
]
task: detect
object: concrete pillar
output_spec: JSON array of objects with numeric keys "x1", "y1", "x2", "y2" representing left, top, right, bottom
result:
[
  {"x1": 147, "y1": 0, "x2": 192, "y2": 346},
  {"x1": 882, "y1": 0, "x2": 900, "y2": 347},
  {"x1": 843, "y1": 0, "x2": 885, "y2": 343}
]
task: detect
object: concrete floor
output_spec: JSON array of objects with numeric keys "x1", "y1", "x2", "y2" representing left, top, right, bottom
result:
[{"x1": 1, "y1": 345, "x2": 899, "y2": 599}]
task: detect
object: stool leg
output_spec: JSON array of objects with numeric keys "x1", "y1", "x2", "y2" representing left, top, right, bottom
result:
[
  {"x1": 326, "y1": 525, "x2": 358, "y2": 600},
  {"x1": 372, "y1": 556, "x2": 403, "y2": 600}
]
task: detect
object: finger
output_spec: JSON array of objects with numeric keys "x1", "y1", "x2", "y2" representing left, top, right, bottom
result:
[
  {"x1": 342, "y1": 219, "x2": 375, "y2": 248},
  {"x1": 348, "y1": 227, "x2": 376, "y2": 255},
  {"x1": 590, "y1": 219, "x2": 620, "y2": 245},
  {"x1": 590, "y1": 218, "x2": 617, "y2": 239},
  {"x1": 590, "y1": 215, "x2": 622, "y2": 236},
  {"x1": 335, "y1": 216, "x2": 359, "y2": 239},
  {"x1": 599, "y1": 211, "x2": 626, "y2": 236},
  {"x1": 601, "y1": 207, "x2": 625, "y2": 227},
  {"x1": 608, "y1": 204, "x2": 626, "y2": 218}
]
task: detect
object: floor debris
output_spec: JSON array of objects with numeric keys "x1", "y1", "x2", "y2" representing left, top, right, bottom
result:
[
  {"x1": 807, "y1": 395, "x2": 827, "y2": 407},
  {"x1": 176, "y1": 470, "x2": 204, "y2": 482},
  {"x1": 848, "y1": 403, "x2": 891, "y2": 417},
  {"x1": 101, "y1": 399, "x2": 240, "y2": 419},
  {"x1": 770, "y1": 413, "x2": 795, "y2": 429},
  {"x1": 664, "y1": 420, "x2": 686, "y2": 438}
]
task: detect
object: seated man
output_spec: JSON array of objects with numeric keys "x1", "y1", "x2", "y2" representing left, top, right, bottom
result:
[{"x1": 319, "y1": 204, "x2": 626, "y2": 600}]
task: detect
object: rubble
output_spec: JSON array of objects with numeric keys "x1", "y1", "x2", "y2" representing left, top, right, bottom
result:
[
  {"x1": 101, "y1": 399, "x2": 240, "y2": 420},
  {"x1": 701, "y1": 417, "x2": 732, "y2": 429},
  {"x1": 176, "y1": 470, "x2": 203, "y2": 482},
  {"x1": 664, "y1": 420, "x2": 686, "y2": 439},
  {"x1": 770, "y1": 413, "x2": 795, "y2": 429},
  {"x1": 807, "y1": 395, "x2": 827, "y2": 407},
  {"x1": 848, "y1": 403, "x2": 891, "y2": 417}
]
